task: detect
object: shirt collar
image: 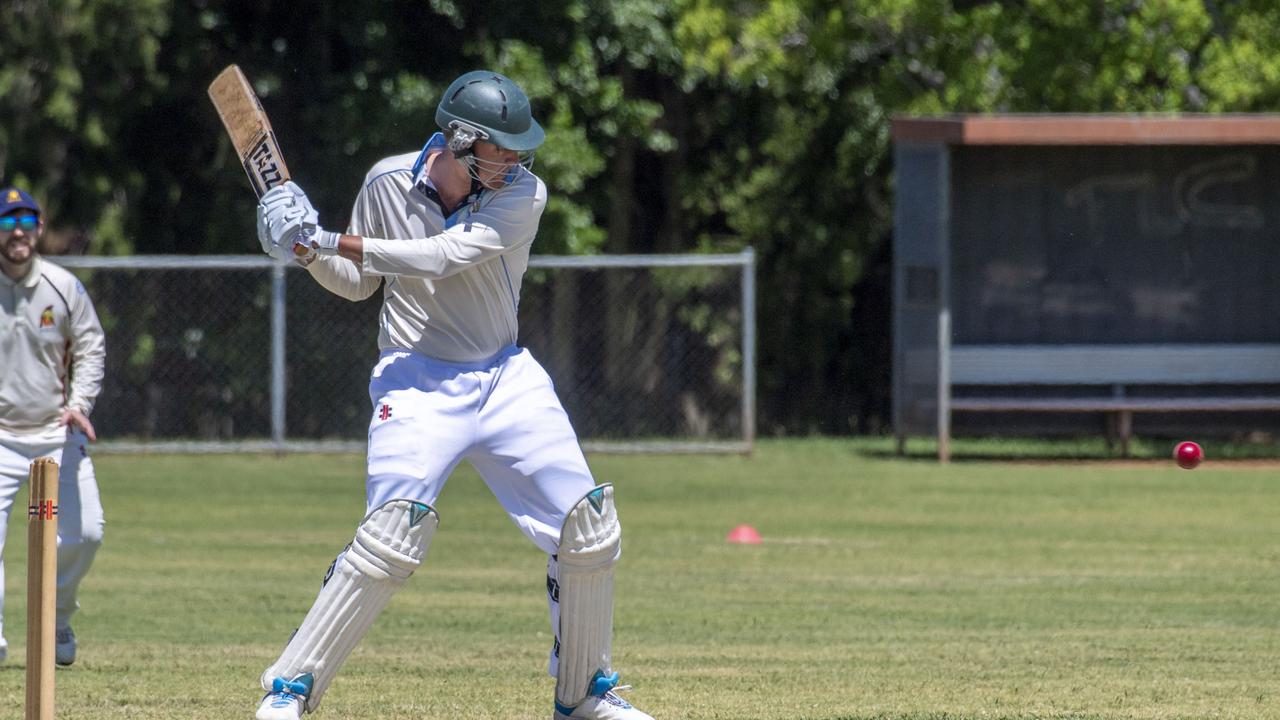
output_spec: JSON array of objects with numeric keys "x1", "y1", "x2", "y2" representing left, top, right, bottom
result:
[
  {"x1": 410, "y1": 132, "x2": 448, "y2": 184},
  {"x1": 410, "y1": 132, "x2": 485, "y2": 218}
]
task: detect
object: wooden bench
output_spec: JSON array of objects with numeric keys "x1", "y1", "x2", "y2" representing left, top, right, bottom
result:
[{"x1": 943, "y1": 344, "x2": 1280, "y2": 458}]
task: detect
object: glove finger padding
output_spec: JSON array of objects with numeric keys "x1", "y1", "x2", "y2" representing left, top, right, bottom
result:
[
  {"x1": 260, "y1": 184, "x2": 298, "y2": 210},
  {"x1": 260, "y1": 204, "x2": 311, "y2": 259},
  {"x1": 256, "y1": 204, "x2": 274, "y2": 256},
  {"x1": 274, "y1": 180, "x2": 319, "y2": 234},
  {"x1": 257, "y1": 185, "x2": 305, "y2": 258},
  {"x1": 282, "y1": 180, "x2": 318, "y2": 218}
]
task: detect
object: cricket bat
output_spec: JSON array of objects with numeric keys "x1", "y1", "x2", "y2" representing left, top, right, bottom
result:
[{"x1": 207, "y1": 64, "x2": 290, "y2": 198}]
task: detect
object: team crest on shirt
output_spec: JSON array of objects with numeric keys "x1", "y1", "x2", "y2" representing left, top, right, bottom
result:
[{"x1": 39, "y1": 305, "x2": 55, "y2": 328}]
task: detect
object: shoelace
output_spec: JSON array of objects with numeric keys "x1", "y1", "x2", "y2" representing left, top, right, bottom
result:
[
  {"x1": 601, "y1": 686, "x2": 635, "y2": 708},
  {"x1": 267, "y1": 691, "x2": 302, "y2": 706}
]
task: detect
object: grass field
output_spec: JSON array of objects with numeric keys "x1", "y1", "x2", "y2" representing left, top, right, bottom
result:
[{"x1": 0, "y1": 437, "x2": 1276, "y2": 719}]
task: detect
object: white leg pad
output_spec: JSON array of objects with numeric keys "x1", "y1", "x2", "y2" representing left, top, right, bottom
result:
[
  {"x1": 554, "y1": 485, "x2": 622, "y2": 712},
  {"x1": 261, "y1": 499, "x2": 438, "y2": 712}
]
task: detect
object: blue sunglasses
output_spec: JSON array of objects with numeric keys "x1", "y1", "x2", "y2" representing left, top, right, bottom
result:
[{"x1": 0, "y1": 215, "x2": 39, "y2": 232}]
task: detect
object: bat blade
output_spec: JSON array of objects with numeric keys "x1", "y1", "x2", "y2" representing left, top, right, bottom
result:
[{"x1": 208, "y1": 64, "x2": 291, "y2": 198}]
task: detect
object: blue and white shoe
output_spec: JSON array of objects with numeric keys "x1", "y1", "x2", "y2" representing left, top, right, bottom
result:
[
  {"x1": 554, "y1": 671, "x2": 654, "y2": 720},
  {"x1": 255, "y1": 675, "x2": 311, "y2": 720},
  {"x1": 55, "y1": 626, "x2": 76, "y2": 666},
  {"x1": 0, "y1": 637, "x2": 7, "y2": 664}
]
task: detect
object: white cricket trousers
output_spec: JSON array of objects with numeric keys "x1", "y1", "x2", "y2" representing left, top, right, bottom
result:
[
  {"x1": 364, "y1": 346, "x2": 596, "y2": 555},
  {"x1": 0, "y1": 430, "x2": 105, "y2": 641},
  {"x1": 363, "y1": 346, "x2": 600, "y2": 678}
]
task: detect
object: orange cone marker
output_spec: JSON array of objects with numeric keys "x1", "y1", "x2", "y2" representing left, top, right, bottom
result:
[{"x1": 726, "y1": 524, "x2": 762, "y2": 544}]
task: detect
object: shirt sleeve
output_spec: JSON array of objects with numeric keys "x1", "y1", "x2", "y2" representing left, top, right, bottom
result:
[
  {"x1": 305, "y1": 256, "x2": 379, "y2": 300},
  {"x1": 65, "y1": 279, "x2": 106, "y2": 416},
  {"x1": 360, "y1": 179, "x2": 546, "y2": 280},
  {"x1": 304, "y1": 180, "x2": 383, "y2": 301}
]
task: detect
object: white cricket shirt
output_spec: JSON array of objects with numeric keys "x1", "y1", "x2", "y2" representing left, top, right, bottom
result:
[
  {"x1": 306, "y1": 134, "x2": 547, "y2": 363},
  {"x1": 0, "y1": 256, "x2": 106, "y2": 441}
]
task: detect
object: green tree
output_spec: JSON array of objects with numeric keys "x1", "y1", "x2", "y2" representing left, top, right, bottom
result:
[
  {"x1": 10, "y1": 1, "x2": 1280, "y2": 436},
  {"x1": 0, "y1": 0, "x2": 169, "y2": 254}
]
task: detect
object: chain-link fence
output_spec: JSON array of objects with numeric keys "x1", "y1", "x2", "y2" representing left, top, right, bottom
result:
[{"x1": 56, "y1": 251, "x2": 755, "y2": 454}]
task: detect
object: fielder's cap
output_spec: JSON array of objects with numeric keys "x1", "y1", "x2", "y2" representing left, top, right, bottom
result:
[{"x1": 0, "y1": 187, "x2": 40, "y2": 216}]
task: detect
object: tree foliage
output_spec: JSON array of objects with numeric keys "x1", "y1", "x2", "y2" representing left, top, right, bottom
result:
[{"x1": 6, "y1": 0, "x2": 1280, "y2": 434}]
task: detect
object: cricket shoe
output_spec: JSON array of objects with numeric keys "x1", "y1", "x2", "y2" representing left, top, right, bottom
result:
[
  {"x1": 256, "y1": 674, "x2": 312, "y2": 720},
  {"x1": 554, "y1": 671, "x2": 654, "y2": 720},
  {"x1": 55, "y1": 626, "x2": 76, "y2": 666},
  {"x1": 0, "y1": 638, "x2": 7, "y2": 664}
]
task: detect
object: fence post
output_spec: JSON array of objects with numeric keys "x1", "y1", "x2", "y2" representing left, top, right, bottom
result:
[
  {"x1": 741, "y1": 247, "x2": 757, "y2": 451},
  {"x1": 270, "y1": 263, "x2": 287, "y2": 452}
]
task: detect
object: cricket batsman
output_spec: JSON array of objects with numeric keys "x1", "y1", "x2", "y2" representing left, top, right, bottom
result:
[{"x1": 252, "y1": 70, "x2": 654, "y2": 720}]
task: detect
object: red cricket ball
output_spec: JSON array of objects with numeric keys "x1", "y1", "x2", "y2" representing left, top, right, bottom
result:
[{"x1": 1174, "y1": 441, "x2": 1203, "y2": 470}]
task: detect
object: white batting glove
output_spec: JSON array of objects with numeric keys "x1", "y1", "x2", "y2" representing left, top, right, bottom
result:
[
  {"x1": 259, "y1": 203, "x2": 311, "y2": 261},
  {"x1": 300, "y1": 226, "x2": 342, "y2": 256},
  {"x1": 256, "y1": 186, "x2": 301, "y2": 261},
  {"x1": 280, "y1": 183, "x2": 341, "y2": 256},
  {"x1": 255, "y1": 181, "x2": 340, "y2": 260}
]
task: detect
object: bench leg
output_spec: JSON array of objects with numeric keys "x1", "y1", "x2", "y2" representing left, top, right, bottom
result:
[
  {"x1": 895, "y1": 433, "x2": 906, "y2": 457},
  {"x1": 1118, "y1": 410, "x2": 1133, "y2": 458},
  {"x1": 1104, "y1": 413, "x2": 1118, "y2": 453}
]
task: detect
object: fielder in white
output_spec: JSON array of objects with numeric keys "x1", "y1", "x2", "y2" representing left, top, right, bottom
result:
[
  {"x1": 252, "y1": 71, "x2": 654, "y2": 720},
  {"x1": 0, "y1": 186, "x2": 107, "y2": 667}
]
